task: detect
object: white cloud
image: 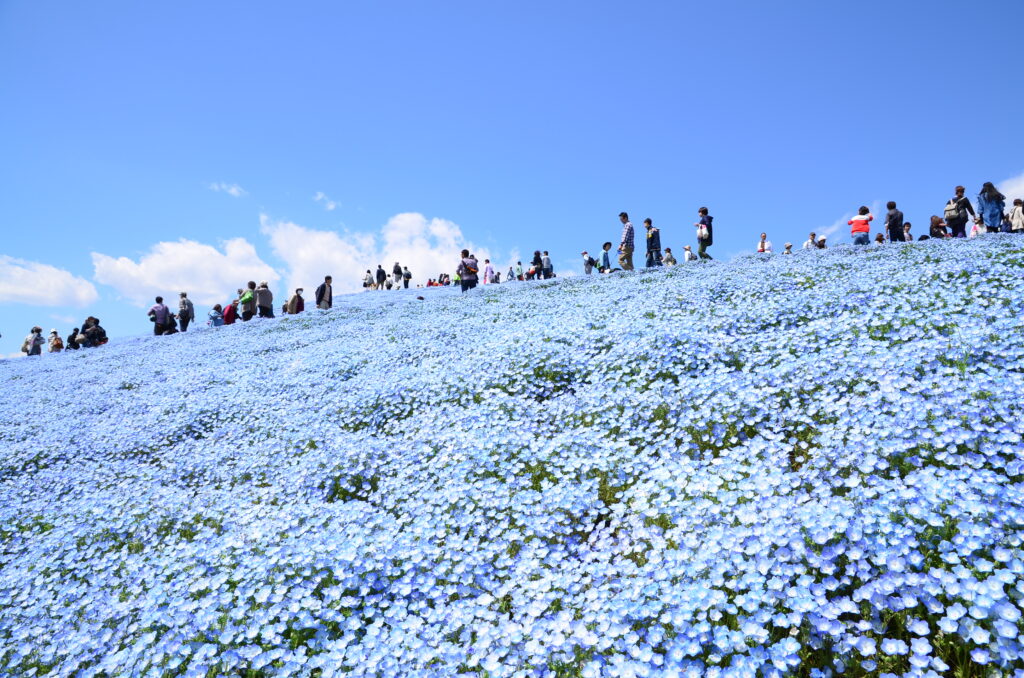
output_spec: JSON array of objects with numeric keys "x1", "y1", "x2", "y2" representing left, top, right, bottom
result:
[
  {"x1": 0, "y1": 255, "x2": 99, "y2": 307},
  {"x1": 999, "y1": 171, "x2": 1024, "y2": 201},
  {"x1": 209, "y1": 182, "x2": 247, "y2": 197},
  {"x1": 261, "y1": 212, "x2": 495, "y2": 294},
  {"x1": 313, "y1": 192, "x2": 338, "y2": 211},
  {"x1": 92, "y1": 239, "x2": 280, "y2": 307},
  {"x1": 50, "y1": 313, "x2": 78, "y2": 325}
]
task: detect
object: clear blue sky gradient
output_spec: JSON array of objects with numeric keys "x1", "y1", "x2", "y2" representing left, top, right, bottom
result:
[{"x1": 2, "y1": 0, "x2": 1023, "y2": 354}]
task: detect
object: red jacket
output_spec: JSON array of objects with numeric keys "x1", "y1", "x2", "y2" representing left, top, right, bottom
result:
[
  {"x1": 222, "y1": 303, "x2": 237, "y2": 325},
  {"x1": 848, "y1": 214, "x2": 873, "y2": 234}
]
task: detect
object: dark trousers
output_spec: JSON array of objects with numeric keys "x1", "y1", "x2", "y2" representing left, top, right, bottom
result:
[
  {"x1": 403, "y1": 280, "x2": 409, "y2": 289},
  {"x1": 153, "y1": 323, "x2": 165, "y2": 336},
  {"x1": 646, "y1": 249, "x2": 662, "y2": 267},
  {"x1": 241, "y1": 310, "x2": 254, "y2": 322},
  {"x1": 698, "y1": 242, "x2": 712, "y2": 259},
  {"x1": 888, "y1": 228, "x2": 905, "y2": 242},
  {"x1": 460, "y1": 278, "x2": 478, "y2": 293},
  {"x1": 258, "y1": 305, "x2": 274, "y2": 318},
  {"x1": 180, "y1": 316, "x2": 191, "y2": 332},
  {"x1": 949, "y1": 220, "x2": 967, "y2": 238}
]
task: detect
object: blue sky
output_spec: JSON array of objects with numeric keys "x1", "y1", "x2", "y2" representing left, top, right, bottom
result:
[{"x1": 2, "y1": 0, "x2": 1023, "y2": 356}]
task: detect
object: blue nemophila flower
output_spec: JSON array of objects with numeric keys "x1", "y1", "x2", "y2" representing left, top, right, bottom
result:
[{"x1": 1, "y1": 238, "x2": 1024, "y2": 674}]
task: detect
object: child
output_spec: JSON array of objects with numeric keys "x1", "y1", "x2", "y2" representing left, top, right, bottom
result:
[{"x1": 848, "y1": 206, "x2": 873, "y2": 245}]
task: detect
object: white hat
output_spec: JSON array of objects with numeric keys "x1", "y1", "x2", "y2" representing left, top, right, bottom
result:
[{"x1": 50, "y1": 328, "x2": 58, "y2": 334}]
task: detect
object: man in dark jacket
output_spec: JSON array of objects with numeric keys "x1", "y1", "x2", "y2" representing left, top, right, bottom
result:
[
  {"x1": 315, "y1": 276, "x2": 333, "y2": 309},
  {"x1": 375, "y1": 265, "x2": 387, "y2": 291},
  {"x1": 696, "y1": 207, "x2": 714, "y2": 260},
  {"x1": 644, "y1": 218, "x2": 662, "y2": 267},
  {"x1": 884, "y1": 202, "x2": 905, "y2": 242}
]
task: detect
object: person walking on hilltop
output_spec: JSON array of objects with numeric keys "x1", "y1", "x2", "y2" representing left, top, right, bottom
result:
[
  {"x1": 375, "y1": 265, "x2": 387, "y2": 291},
  {"x1": 403, "y1": 266, "x2": 412, "y2": 288},
  {"x1": 316, "y1": 276, "x2": 333, "y2": 309},
  {"x1": 392, "y1": 262, "x2": 403, "y2": 290},
  {"x1": 618, "y1": 212, "x2": 635, "y2": 270},
  {"x1": 148, "y1": 296, "x2": 172, "y2": 335},
  {"x1": 943, "y1": 186, "x2": 976, "y2": 238},
  {"x1": 178, "y1": 292, "x2": 195, "y2": 331},
  {"x1": 21, "y1": 326, "x2": 44, "y2": 356},
  {"x1": 695, "y1": 207, "x2": 714, "y2": 259},
  {"x1": 885, "y1": 202, "x2": 905, "y2": 242},
  {"x1": 644, "y1": 219, "x2": 662, "y2": 267},
  {"x1": 848, "y1": 206, "x2": 873, "y2": 246},
  {"x1": 457, "y1": 249, "x2": 479, "y2": 293},
  {"x1": 977, "y1": 182, "x2": 1006, "y2": 234}
]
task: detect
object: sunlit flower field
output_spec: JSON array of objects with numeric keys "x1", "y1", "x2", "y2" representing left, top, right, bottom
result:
[{"x1": 2, "y1": 238, "x2": 1024, "y2": 677}]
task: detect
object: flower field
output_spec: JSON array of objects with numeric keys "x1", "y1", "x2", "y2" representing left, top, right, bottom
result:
[{"x1": 2, "y1": 238, "x2": 1024, "y2": 677}]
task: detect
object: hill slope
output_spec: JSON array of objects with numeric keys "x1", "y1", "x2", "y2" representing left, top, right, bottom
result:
[{"x1": 3, "y1": 240, "x2": 1024, "y2": 677}]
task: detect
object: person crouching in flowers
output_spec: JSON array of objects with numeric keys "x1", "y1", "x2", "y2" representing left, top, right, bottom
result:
[
  {"x1": 929, "y1": 216, "x2": 949, "y2": 239},
  {"x1": 208, "y1": 304, "x2": 225, "y2": 327}
]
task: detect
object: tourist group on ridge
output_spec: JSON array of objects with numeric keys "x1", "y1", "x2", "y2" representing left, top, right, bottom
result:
[{"x1": 17, "y1": 183, "x2": 1024, "y2": 355}]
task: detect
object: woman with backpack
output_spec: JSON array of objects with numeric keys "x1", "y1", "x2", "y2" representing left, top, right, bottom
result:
[
  {"x1": 977, "y1": 182, "x2": 1006, "y2": 234},
  {"x1": 943, "y1": 186, "x2": 976, "y2": 238}
]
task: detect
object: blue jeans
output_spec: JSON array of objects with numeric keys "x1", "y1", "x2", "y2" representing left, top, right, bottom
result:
[
  {"x1": 852, "y1": 232, "x2": 870, "y2": 246},
  {"x1": 646, "y1": 250, "x2": 662, "y2": 267}
]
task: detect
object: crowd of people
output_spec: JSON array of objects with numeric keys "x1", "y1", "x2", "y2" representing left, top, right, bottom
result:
[{"x1": 15, "y1": 183, "x2": 1023, "y2": 354}]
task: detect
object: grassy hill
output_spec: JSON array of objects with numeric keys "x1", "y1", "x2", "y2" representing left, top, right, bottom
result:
[{"x1": 2, "y1": 239, "x2": 1024, "y2": 677}]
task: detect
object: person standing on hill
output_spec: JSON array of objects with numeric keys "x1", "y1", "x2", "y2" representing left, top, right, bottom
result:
[
  {"x1": 178, "y1": 292, "x2": 195, "y2": 331},
  {"x1": 316, "y1": 276, "x2": 333, "y2": 309},
  {"x1": 287, "y1": 288, "x2": 305, "y2": 314},
  {"x1": 392, "y1": 262, "x2": 403, "y2": 289},
  {"x1": 375, "y1": 265, "x2": 386, "y2": 291},
  {"x1": 803, "y1": 232, "x2": 817, "y2": 250},
  {"x1": 618, "y1": 212, "x2": 635, "y2": 270},
  {"x1": 977, "y1": 182, "x2": 1006, "y2": 234},
  {"x1": 531, "y1": 250, "x2": 543, "y2": 278},
  {"x1": 695, "y1": 207, "x2": 714, "y2": 260},
  {"x1": 483, "y1": 259, "x2": 495, "y2": 283},
  {"x1": 944, "y1": 186, "x2": 976, "y2": 238},
  {"x1": 1009, "y1": 199, "x2": 1024, "y2": 233},
  {"x1": 22, "y1": 326, "x2": 44, "y2": 356},
  {"x1": 457, "y1": 249, "x2": 479, "y2": 292},
  {"x1": 541, "y1": 251, "x2": 554, "y2": 279},
  {"x1": 47, "y1": 329, "x2": 63, "y2": 352},
  {"x1": 148, "y1": 296, "x2": 171, "y2": 335},
  {"x1": 756, "y1": 232, "x2": 773, "y2": 253},
  {"x1": 848, "y1": 206, "x2": 873, "y2": 245},
  {"x1": 403, "y1": 266, "x2": 412, "y2": 288},
  {"x1": 884, "y1": 202, "x2": 905, "y2": 242},
  {"x1": 239, "y1": 282, "x2": 257, "y2": 321},
  {"x1": 644, "y1": 219, "x2": 662, "y2": 267},
  {"x1": 903, "y1": 223, "x2": 913, "y2": 242},
  {"x1": 255, "y1": 281, "x2": 274, "y2": 318}
]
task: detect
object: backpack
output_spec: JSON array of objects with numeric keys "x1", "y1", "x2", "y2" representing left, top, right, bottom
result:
[
  {"x1": 587, "y1": 256, "x2": 598, "y2": 267},
  {"x1": 51, "y1": 336, "x2": 63, "y2": 351},
  {"x1": 944, "y1": 198, "x2": 963, "y2": 222},
  {"x1": 403, "y1": 270, "x2": 412, "y2": 280}
]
